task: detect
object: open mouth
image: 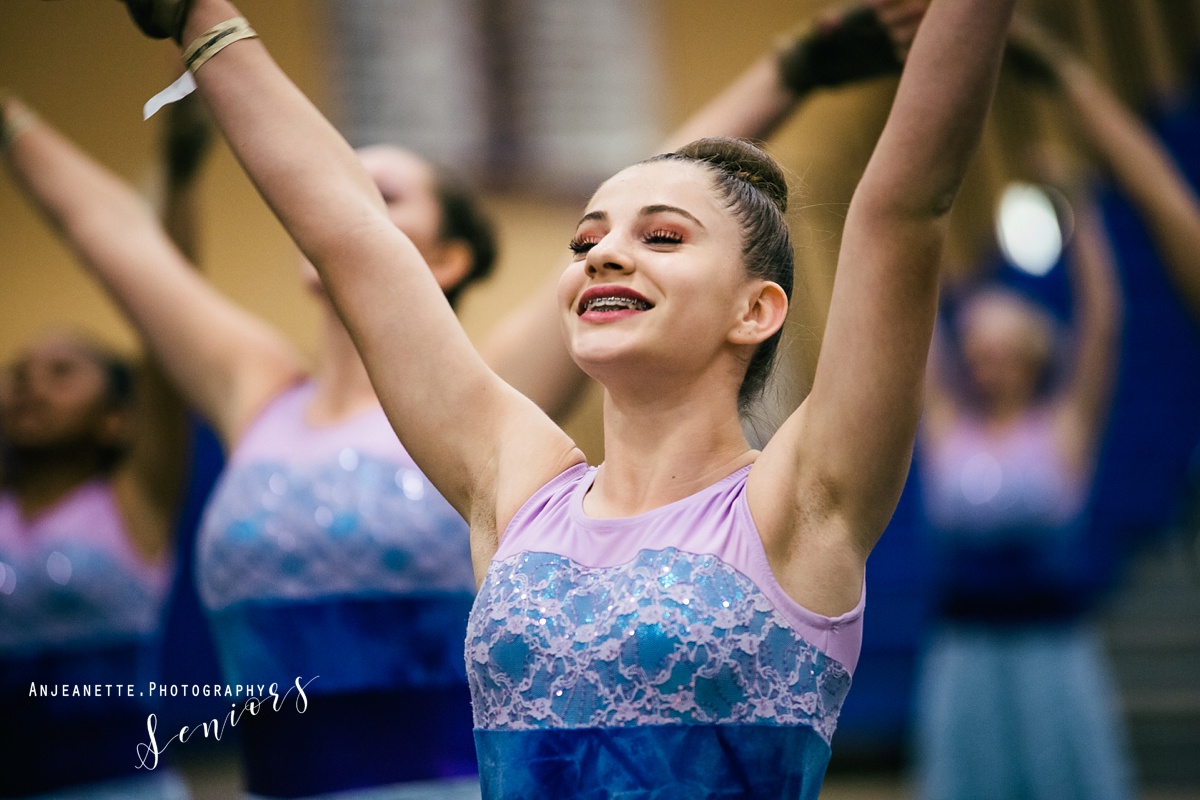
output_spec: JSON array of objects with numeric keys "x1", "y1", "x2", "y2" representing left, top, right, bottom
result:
[{"x1": 577, "y1": 286, "x2": 654, "y2": 316}]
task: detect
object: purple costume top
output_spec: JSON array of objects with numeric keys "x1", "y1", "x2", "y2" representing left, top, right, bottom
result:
[
  {"x1": 919, "y1": 409, "x2": 1091, "y2": 621},
  {"x1": 467, "y1": 462, "x2": 863, "y2": 799},
  {"x1": 0, "y1": 481, "x2": 171, "y2": 795},
  {"x1": 196, "y1": 381, "x2": 477, "y2": 795}
]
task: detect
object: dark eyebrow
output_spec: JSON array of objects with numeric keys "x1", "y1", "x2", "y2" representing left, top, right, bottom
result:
[
  {"x1": 641, "y1": 204, "x2": 705, "y2": 229},
  {"x1": 576, "y1": 210, "x2": 607, "y2": 227},
  {"x1": 575, "y1": 205, "x2": 705, "y2": 229}
]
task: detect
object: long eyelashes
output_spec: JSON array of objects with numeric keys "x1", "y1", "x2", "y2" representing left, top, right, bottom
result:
[
  {"x1": 568, "y1": 229, "x2": 684, "y2": 255},
  {"x1": 644, "y1": 229, "x2": 683, "y2": 245},
  {"x1": 568, "y1": 236, "x2": 598, "y2": 255}
]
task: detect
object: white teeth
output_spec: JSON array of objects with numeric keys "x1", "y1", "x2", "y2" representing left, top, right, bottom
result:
[{"x1": 584, "y1": 296, "x2": 651, "y2": 313}]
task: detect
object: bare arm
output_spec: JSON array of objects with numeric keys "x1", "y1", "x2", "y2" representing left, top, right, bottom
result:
[
  {"x1": 157, "y1": 0, "x2": 580, "y2": 540},
  {"x1": 755, "y1": 0, "x2": 1016, "y2": 602},
  {"x1": 668, "y1": 0, "x2": 926, "y2": 149},
  {"x1": 0, "y1": 96, "x2": 303, "y2": 448},
  {"x1": 485, "y1": 0, "x2": 928, "y2": 421},
  {"x1": 1010, "y1": 18, "x2": 1200, "y2": 319},
  {"x1": 1061, "y1": 65, "x2": 1200, "y2": 318},
  {"x1": 115, "y1": 98, "x2": 215, "y2": 558},
  {"x1": 920, "y1": 317, "x2": 961, "y2": 444},
  {"x1": 1053, "y1": 193, "x2": 1122, "y2": 474}
]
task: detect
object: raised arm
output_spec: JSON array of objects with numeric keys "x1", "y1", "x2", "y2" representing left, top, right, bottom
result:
[
  {"x1": 160, "y1": 94, "x2": 213, "y2": 258},
  {"x1": 138, "y1": 0, "x2": 580, "y2": 540},
  {"x1": 113, "y1": 98, "x2": 215, "y2": 557},
  {"x1": 666, "y1": 0, "x2": 925, "y2": 149},
  {"x1": 0, "y1": 95, "x2": 303, "y2": 448},
  {"x1": 1010, "y1": 19, "x2": 1200, "y2": 319},
  {"x1": 758, "y1": 0, "x2": 1016, "y2": 571},
  {"x1": 1053, "y1": 191, "x2": 1123, "y2": 474},
  {"x1": 484, "y1": 0, "x2": 929, "y2": 421}
]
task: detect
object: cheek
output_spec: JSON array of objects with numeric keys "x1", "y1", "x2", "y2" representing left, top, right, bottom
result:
[
  {"x1": 58, "y1": 372, "x2": 110, "y2": 414},
  {"x1": 557, "y1": 263, "x2": 585, "y2": 315}
]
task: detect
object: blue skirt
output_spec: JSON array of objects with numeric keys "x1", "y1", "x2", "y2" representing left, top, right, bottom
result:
[{"x1": 914, "y1": 622, "x2": 1134, "y2": 800}]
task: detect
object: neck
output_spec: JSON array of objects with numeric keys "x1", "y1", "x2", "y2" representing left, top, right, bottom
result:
[
  {"x1": 589, "y1": 374, "x2": 753, "y2": 518},
  {"x1": 307, "y1": 304, "x2": 379, "y2": 424},
  {"x1": 980, "y1": 392, "x2": 1035, "y2": 430},
  {"x1": 7, "y1": 449, "x2": 104, "y2": 518}
]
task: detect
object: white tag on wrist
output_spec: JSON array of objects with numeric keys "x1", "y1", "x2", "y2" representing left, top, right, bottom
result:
[{"x1": 143, "y1": 71, "x2": 197, "y2": 120}]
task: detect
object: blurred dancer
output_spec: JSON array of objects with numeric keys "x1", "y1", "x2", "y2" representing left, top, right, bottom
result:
[
  {"x1": 915, "y1": 179, "x2": 1131, "y2": 799},
  {"x1": 2, "y1": 91, "x2": 495, "y2": 798},
  {"x1": 114, "y1": 0, "x2": 1011, "y2": 798},
  {"x1": 0, "y1": 98, "x2": 207, "y2": 799}
]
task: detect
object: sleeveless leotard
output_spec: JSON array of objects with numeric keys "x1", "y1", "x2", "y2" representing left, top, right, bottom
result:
[
  {"x1": 197, "y1": 381, "x2": 477, "y2": 797},
  {"x1": 0, "y1": 480, "x2": 172, "y2": 797},
  {"x1": 468, "y1": 463, "x2": 864, "y2": 800}
]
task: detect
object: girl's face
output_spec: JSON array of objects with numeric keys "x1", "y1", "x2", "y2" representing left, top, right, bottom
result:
[
  {"x1": 357, "y1": 146, "x2": 444, "y2": 255},
  {"x1": 0, "y1": 334, "x2": 118, "y2": 451},
  {"x1": 301, "y1": 147, "x2": 469, "y2": 297},
  {"x1": 558, "y1": 160, "x2": 780, "y2": 394},
  {"x1": 960, "y1": 296, "x2": 1050, "y2": 409}
]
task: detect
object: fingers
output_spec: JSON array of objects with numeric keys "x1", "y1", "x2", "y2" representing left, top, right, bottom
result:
[
  {"x1": 1, "y1": 95, "x2": 39, "y2": 153},
  {"x1": 869, "y1": 0, "x2": 931, "y2": 61},
  {"x1": 120, "y1": 0, "x2": 193, "y2": 42}
]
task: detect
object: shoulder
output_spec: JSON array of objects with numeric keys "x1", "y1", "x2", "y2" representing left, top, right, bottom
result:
[
  {"x1": 745, "y1": 438, "x2": 872, "y2": 619},
  {"x1": 491, "y1": 460, "x2": 592, "y2": 557},
  {"x1": 227, "y1": 378, "x2": 313, "y2": 454}
]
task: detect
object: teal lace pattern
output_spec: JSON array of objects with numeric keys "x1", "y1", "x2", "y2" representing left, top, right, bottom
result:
[{"x1": 467, "y1": 548, "x2": 851, "y2": 744}]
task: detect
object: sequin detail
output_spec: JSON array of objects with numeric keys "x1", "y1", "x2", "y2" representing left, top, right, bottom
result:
[
  {"x1": 198, "y1": 454, "x2": 473, "y2": 610},
  {"x1": 467, "y1": 548, "x2": 851, "y2": 744},
  {"x1": 0, "y1": 483, "x2": 168, "y2": 652},
  {"x1": 0, "y1": 542, "x2": 164, "y2": 650}
]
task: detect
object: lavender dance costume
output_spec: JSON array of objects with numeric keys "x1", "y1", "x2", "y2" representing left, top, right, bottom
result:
[
  {"x1": 915, "y1": 410, "x2": 1133, "y2": 800},
  {"x1": 197, "y1": 382, "x2": 478, "y2": 799},
  {"x1": 468, "y1": 463, "x2": 864, "y2": 799},
  {"x1": 0, "y1": 481, "x2": 183, "y2": 799}
]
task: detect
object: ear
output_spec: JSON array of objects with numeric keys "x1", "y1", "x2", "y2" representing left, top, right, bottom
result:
[
  {"x1": 729, "y1": 280, "x2": 789, "y2": 347},
  {"x1": 426, "y1": 240, "x2": 474, "y2": 296}
]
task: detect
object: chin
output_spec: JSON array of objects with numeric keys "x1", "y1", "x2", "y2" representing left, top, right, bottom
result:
[{"x1": 568, "y1": 323, "x2": 646, "y2": 369}]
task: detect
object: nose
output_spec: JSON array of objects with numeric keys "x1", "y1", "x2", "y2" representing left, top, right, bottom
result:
[{"x1": 584, "y1": 235, "x2": 634, "y2": 277}]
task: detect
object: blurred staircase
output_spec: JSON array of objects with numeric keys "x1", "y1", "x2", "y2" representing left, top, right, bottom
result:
[{"x1": 1102, "y1": 534, "x2": 1200, "y2": 790}]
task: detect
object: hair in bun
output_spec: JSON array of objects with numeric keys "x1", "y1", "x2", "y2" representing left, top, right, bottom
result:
[{"x1": 643, "y1": 137, "x2": 794, "y2": 411}]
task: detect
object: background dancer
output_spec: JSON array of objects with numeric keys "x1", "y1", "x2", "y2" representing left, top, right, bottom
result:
[
  {"x1": 0, "y1": 96, "x2": 206, "y2": 800},
  {"x1": 914, "y1": 176, "x2": 1132, "y2": 799},
  {"x1": 4, "y1": 113, "x2": 496, "y2": 800}
]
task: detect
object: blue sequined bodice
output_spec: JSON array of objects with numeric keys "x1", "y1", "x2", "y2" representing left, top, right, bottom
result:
[
  {"x1": 199, "y1": 451, "x2": 474, "y2": 693},
  {"x1": 196, "y1": 385, "x2": 474, "y2": 695},
  {"x1": 468, "y1": 548, "x2": 850, "y2": 736},
  {"x1": 466, "y1": 463, "x2": 862, "y2": 799}
]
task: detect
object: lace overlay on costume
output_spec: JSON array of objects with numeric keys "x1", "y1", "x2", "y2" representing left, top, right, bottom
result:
[
  {"x1": 467, "y1": 547, "x2": 852, "y2": 743},
  {"x1": 199, "y1": 452, "x2": 474, "y2": 610},
  {"x1": 0, "y1": 482, "x2": 168, "y2": 651}
]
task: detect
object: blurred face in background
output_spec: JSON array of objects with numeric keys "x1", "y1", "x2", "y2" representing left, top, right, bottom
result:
[
  {"x1": 959, "y1": 291, "x2": 1053, "y2": 413},
  {"x1": 299, "y1": 146, "x2": 469, "y2": 301},
  {"x1": 0, "y1": 332, "x2": 125, "y2": 457}
]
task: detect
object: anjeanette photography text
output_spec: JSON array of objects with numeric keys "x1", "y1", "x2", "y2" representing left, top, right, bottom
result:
[{"x1": 135, "y1": 676, "x2": 318, "y2": 770}]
